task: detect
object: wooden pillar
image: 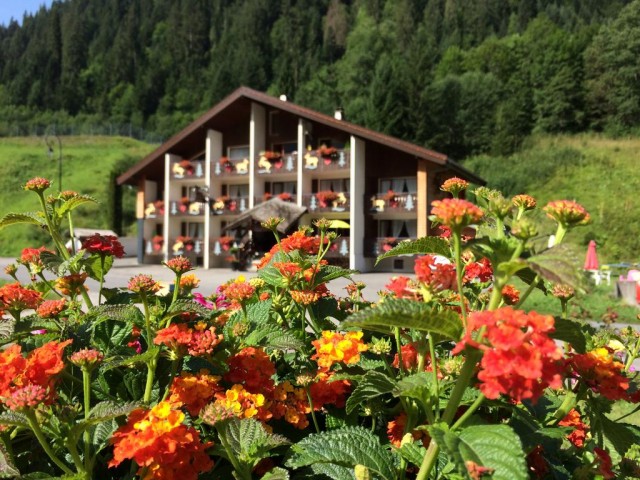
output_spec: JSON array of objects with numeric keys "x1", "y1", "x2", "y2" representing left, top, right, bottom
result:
[
  {"x1": 417, "y1": 159, "x2": 429, "y2": 237},
  {"x1": 136, "y1": 176, "x2": 146, "y2": 264}
]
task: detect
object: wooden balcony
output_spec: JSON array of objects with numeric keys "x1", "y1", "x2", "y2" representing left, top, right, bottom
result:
[
  {"x1": 214, "y1": 158, "x2": 251, "y2": 177},
  {"x1": 169, "y1": 200, "x2": 206, "y2": 216},
  {"x1": 302, "y1": 148, "x2": 349, "y2": 172},
  {"x1": 302, "y1": 192, "x2": 350, "y2": 213},
  {"x1": 325, "y1": 237, "x2": 350, "y2": 258},
  {"x1": 210, "y1": 196, "x2": 250, "y2": 215},
  {"x1": 171, "y1": 160, "x2": 206, "y2": 180},
  {"x1": 256, "y1": 152, "x2": 297, "y2": 175},
  {"x1": 368, "y1": 192, "x2": 417, "y2": 214},
  {"x1": 368, "y1": 237, "x2": 416, "y2": 257}
]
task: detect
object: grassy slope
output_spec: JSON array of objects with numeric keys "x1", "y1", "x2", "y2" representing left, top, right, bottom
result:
[
  {"x1": 0, "y1": 136, "x2": 155, "y2": 256},
  {"x1": 464, "y1": 134, "x2": 640, "y2": 323}
]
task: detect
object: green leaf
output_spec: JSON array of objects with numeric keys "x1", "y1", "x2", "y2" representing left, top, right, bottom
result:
[
  {"x1": 82, "y1": 253, "x2": 114, "y2": 281},
  {"x1": 342, "y1": 299, "x2": 463, "y2": 341},
  {"x1": 0, "y1": 441, "x2": 19, "y2": 479},
  {"x1": 286, "y1": 426, "x2": 397, "y2": 480},
  {"x1": 243, "y1": 323, "x2": 304, "y2": 352},
  {"x1": 57, "y1": 194, "x2": 98, "y2": 216},
  {"x1": 245, "y1": 300, "x2": 272, "y2": 325},
  {"x1": 346, "y1": 371, "x2": 396, "y2": 414},
  {"x1": 0, "y1": 212, "x2": 46, "y2": 229},
  {"x1": 527, "y1": 244, "x2": 583, "y2": 288},
  {"x1": 376, "y1": 236, "x2": 450, "y2": 265},
  {"x1": 308, "y1": 463, "x2": 355, "y2": 479},
  {"x1": 167, "y1": 299, "x2": 216, "y2": 319},
  {"x1": 396, "y1": 442, "x2": 427, "y2": 468},
  {"x1": 261, "y1": 467, "x2": 290, "y2": 480},
  {"x1": 91, "y1": 418, "x2": 118, "y2": 452},
  {"x1": 92, "y1": 320, "x2": 133, "y2": 354},
  {"x1": 393, "y1": 372, "x2": 434, "y2": 407},
  {"x1": 39, "y1": 251, "x2": 67, "y2": 275},
  {"x1": 101, "y1": 348, "x2": 158, "y2": 371},
  {"x1": 0, "y1": 321, "x2": 15, "y2": 342},
  {"x1": 550, "y1": 317, "x2": 588, "y2": 353},
  {"x1": 69, "y1": 401, "x2": 141, "y2": 443},
  {"x1": 314, "y1": 265, "x2": 357, "y2": 285},
  {"x1": 429, "y1": 424, "x2": 528, "y2": 480},
  {"x1": 0, "y1": 411, "x2": 29, "y2": 429},
  {"x1": 601, "y1": 416, "x2": 639, "y2": 457},
  {"x1": 88, "y1": 304, "x2": 144, "y2": 324},
  {"x1": 217, "y1": 418, "x2": 289, "y2": 468}
]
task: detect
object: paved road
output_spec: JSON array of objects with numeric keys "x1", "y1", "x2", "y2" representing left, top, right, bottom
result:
[{"x1": 0, "y1": 257, "x2": 394, "y2": 303}]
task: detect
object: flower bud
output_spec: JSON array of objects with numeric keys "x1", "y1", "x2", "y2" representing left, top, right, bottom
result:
[
  {"x1": 261, "y1": 217, "x2": 284, "y2": 231},
  {"x1": 511, "y1": 218, "x2": 538, "y2": 240}
]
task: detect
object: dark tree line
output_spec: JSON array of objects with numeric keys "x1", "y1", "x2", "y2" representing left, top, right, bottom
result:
[{"x1": 1, "y1": 0, "x2": 639, "y2": 157}]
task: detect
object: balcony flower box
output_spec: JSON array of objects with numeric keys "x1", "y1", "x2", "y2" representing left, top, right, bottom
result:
[
  {"x1": 151, "y1": 235, "x2": 164, "y2": 252},
  {"x1": 316, "y1": 190, "x2": 339, "y2": 208},
  {"x1": 220, "y1": 157, "x2": 233, "y2": 173},
  {"x1": 219, "y1": 236, "x2": 234, "y2": 251},
  {"x1": 172, "y1": 236, "x2": 195, "y2": 255},
  {"x1": 318, "y1": 145, "x2": 338, "y2": 164}
]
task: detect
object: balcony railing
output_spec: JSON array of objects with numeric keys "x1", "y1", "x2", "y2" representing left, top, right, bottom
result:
[
  {"x1": 302, "y1": 192, "x2": 350, "y2": 213},
  {"x1": 325, "y1": 237, "x2": 350, "y2": 258},
  {"x1": 171, "y1": 160, "x2": 205, "y2": 180},
  {"x1": 302, "y1": 148, "x2": 349, "y2": 172},
  {"x1": 211, "y1": 236, "x2": 238, "y2": 256},
  {"x1": 368, "y1": 192, "x2": 417, "y2": 214},
  {"x1": 214, "y1": 158, "x2": 251, "y2": 177},
  {"x1": 169, "y1": 237, "x2": 205, "y2": 256},
  {"x1": 368, "y1": 237, "x2": 416, "y2": 257},
  {"x1": 169, "y1": 200, "x2": 206, "y2": 216},
  {"x1": 258, "y1": 193, "x2": 297, "y2": 204},
  {"x1": 210, "y1": 196, "x2": 250, "y2": 215},
  {"x1": 256, "y1": 152, "x2": 297, "y2": 175}
]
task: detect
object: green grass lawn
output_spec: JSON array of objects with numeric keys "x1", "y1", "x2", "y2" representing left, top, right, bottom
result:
[{"x1": 0, "y1": 136, "x2": 155, "y2": 256}]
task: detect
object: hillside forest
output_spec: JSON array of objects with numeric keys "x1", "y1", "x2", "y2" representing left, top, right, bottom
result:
[{"x1": 2, "y1": 0, "x2": 640, "y2": 159}]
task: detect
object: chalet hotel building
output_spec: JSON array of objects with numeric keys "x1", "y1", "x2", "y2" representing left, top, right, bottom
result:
[{"x1": 117, "y1": 87, "x2": 482, "y2": 272}]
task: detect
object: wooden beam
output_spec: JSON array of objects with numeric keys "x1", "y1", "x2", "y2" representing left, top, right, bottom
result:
[{"x1": 417, "y1": 159, "x2": 429, "y2": 237}]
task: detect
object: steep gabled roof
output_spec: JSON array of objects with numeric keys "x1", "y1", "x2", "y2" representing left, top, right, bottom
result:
[{"x1": 117, "y1": 86, "x2": 484, "y2": 185}]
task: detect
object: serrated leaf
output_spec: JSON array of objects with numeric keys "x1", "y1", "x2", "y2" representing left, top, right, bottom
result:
[
  {"x1": 88, "y1": 304, "x2": 144, "y2": 324},
  {"x1": 346, "y1": 371, "x2": 396, "y2": 414},
  {"x1": 314, "y1": 265, "x2": 357, "y2": 285},
  {"x1": 92, "y1": 418, "x2": 118, "y2": 452},
  {"x1": 515, "y1": 268, "x2": 548, "y2": 294},
  {"x1": 342, "y1": 299, "x2": 463, "y2": 340},
  {"x1": 82, "y1": 253, "x2": 114, "y2": 281},
  {"x1": 101, "y1": 348, "x2": 158, "y2": 371},
  {"x1": 217, "y1": 418, "x2": 289, "y2": 468},
  {"x1": 528, "y1": 244, "x2": 582, "y2": 288},
  {"x1": 376, "y1": 236, "x2": 450, "y2": 264},
  {"x1": 92, "y1": 320, "x2": 133, "y2": 354},
  {"x1": 0, "y1": 441, "x2": 19, "y2": 479},
  {"x1": 0, "y1": 321, "x2": 15, "y2": 342},
  {"x1": 309, "y1": 463, "x2": 355, "y2": 479},
  {"x1": 243, "y1": 323, "x2": 304, "y2": 352},
  {"x1": 261, "y1": 467, "x2": 290, "y2": 480},
  {"x1": 39, "y1": 251, "x2": 66, "y2": 275},
  {"x1": 0, "y1": 212, "x2": 46, "y2": 229},
  {"x1": 550, "y1": 317, "x2": 588, "y2": 353},
  {"x1": 429, "y1": 424, "x2": 528, "y2": 480},
  {"x1": 601, "y1": 416, "x2": 639, "y2": 457},
  {"x1": 69, "y1": 401, "x2": 141, "y2": 443},
  {"x1": 0, "y1": 411, "x2": 29, "y2": 429},
  {"x1": 245, "y1": 300, "x2": 272, "y2": 325},
  {"x1": 396, "y1": 442, "x2": 427, "y2": 468},
  {"x1": 393, "y1": 372, "x2": 434, "y2": 406},
  {"x1": 57, "y1": 194, "x2": 98, "y2": 216},
  {"x1": 167, "y1": 299, "x2": 216, "y2": 319},
  {"x1": 286, "y1": 426, "x2": 397, "y2": 480}
]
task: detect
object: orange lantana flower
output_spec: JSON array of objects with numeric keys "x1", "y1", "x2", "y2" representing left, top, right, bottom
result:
[
  {"x1": 109, "y1": 401, "x2": 213, "y2": 480},
  {"x1": 169, "y1": 370, "x2": 222, "y2": 416},
  {"x1": 311, "y1": 331, "x2": 368, "y2": 370}
]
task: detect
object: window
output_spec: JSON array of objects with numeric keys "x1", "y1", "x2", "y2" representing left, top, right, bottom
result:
[
  {"x1": 181, "y1": 222, "x2": 203, "y2": 238},
  {"x1": 378, "y1": 220, "x2": 417, "y2": 238},
  {"x1": 318, "y1": 179, "x2": 349, "y2": 193},
  {"x1": 317, "y1": 138, "x2": 345, "y2": 149},
  {"x1": 271, "y1": 181, "x2": 297, "y2": 194},
  {"x1": 273, "y1": 141, "x2": 297, "y2": 154},
  {"x1": 379, "y1": 177, "x2": 417, "y2": 194},
  {"x1": 228, "y1": 146, "x2": 250, "y2": 160},
  {"x1": 227, "y1": 184, "x2": 249, "y2": 198}
]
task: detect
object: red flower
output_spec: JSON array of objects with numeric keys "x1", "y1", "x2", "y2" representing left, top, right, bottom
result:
[
  {"x1": 24, "y1": 177, "x2": 51, "y2": 193},
  {"x1": 164, "y1": 256, "x2": 193, "y2": 275},
  {"x1": 453, "y1": 308, "x2": 563, "y2": 403},
  {"x1": 464, "y1": 258, "x2": 493, "y2": 283},
  {"x1": 37, "y1": 299, "x2": 67, "y2": 319},
  {"x1": 385, "y1": 276, "x2": 416, "y2": 299},
  {"x1": 414, "y1": 255, "x2": 456, "y2": 291},
  {"x1": 169, "y1": 370, "x2": 222, "y2": 416},
  {"x1": 221, "y1": 280, "x2": 255, "y2": 304},
  {"x1": 593, "y1": 447, "x2": 615, "y2": 479},
  {"x1": 154, "y1": 323, "x2": 223, "y2": 357},
  {"x1": 309, "y1": 372, "x2": 351, "y2": 410},
  {"x1": 225, "y1": 347, "x2": 276, "y2": 394},
  {"x1": 501, "y1": 284, "x2": 520, "y2": 305},
  {"x1": 558, "y1": 409, "x2": 588, "y2": 448},
  {"x1": 128, "y1": 274, "x2": 160, "y2": 294},
  {"x1": 392, "y1": 343, "x2": 419, "y2": 371},
  {"x1": 256, "y1": 230, "x2": 321, "y2": 269},
  {"x1": 81, "y1": 234, "x2": 125, "y2": 258},
  {"x1": 19, "y1": 247, "x2": 52, "y2": 277},
  {"x1": 0, "y1": 282, "x2": 42, "y2": 314}
]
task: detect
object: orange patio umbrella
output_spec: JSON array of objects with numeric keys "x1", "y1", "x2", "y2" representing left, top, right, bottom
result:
[{"x1": 584, "y1": 240, "x2": 599, "y2": 270}]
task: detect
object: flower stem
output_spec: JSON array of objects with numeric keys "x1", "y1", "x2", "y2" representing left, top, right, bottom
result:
[
  {"x1": 82, "y1": 369, "x2": 92, "y2": 471},
  {"x1": 428, "y1": 334, "x2": 440, "y2": 421},
  {"x1": 453, "y1": 231, "x2": 467, "y2": 326},
  {"x1": 451, "y1": 393, "x2": 485, "y2": 430},
  {"x1": 25, "y1": 409, "x2": 74, "y2": 475},
  {"x1": 97, "y1": 256, "x2": 105, "y2": 304},
  {"x1": 305, "y1": 387, "x2": 321, "y2": 434}
]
